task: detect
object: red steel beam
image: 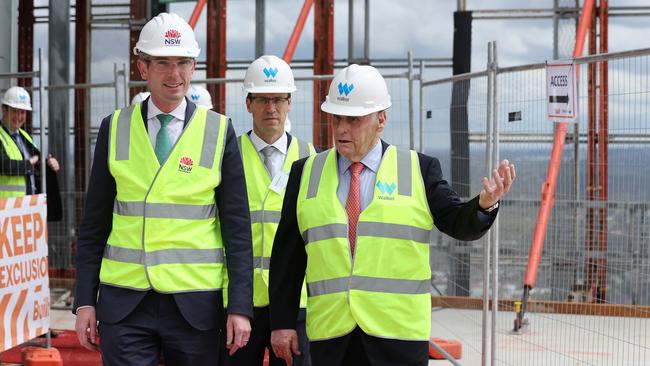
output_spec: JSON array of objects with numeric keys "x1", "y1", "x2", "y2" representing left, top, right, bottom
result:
[
  {"x1": 18, "y1": 0, "x2": 34, "y2": 133},
  {"x1": 283, "y1": 0, "x2": 314, "y2": 63},
  {"x1": 188, "y1": 0, "x2": 207, "y2": 29},
  {"x1": 596, "y1": 0, "x2": 609, "y2": 303},
  {"x1": 129, "y1": 0, "x2": 147, "y2": 100},
  {"x1": 206, "y1": 0, "x2": 226, "y2": 113},
  {"x1": 313, "y1": 0, "x2": 334, "y2": 150},
  {"x1": 585, "y1": 0, "x2": 598, "y2": 301},
  {"x1": 523, "y1": 0, "x2": 596, "y2": 290}
]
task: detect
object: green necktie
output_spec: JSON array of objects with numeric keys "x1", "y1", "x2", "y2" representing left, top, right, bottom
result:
[{"x1": 155, "y1": 114, "x2": 174, "y2": 164}]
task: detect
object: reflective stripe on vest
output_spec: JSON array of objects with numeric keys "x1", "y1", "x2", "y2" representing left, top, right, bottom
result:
[
  {"x1": 101, "y1": 104, "x2": 228, "y2": 293},
  {"x1": 239, "y1": 133, "x2": 315, "y2": 307},
  {"x1": 0, "y1": 128, "x2": 32, "y2": 197},
  {"x1": 297, "y1": 146, "x2": 434, "y2": 341}
]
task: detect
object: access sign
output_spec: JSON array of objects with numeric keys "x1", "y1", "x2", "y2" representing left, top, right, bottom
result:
[{"x1": 546, "y1": 61, "x2": 578, "y2": 122}]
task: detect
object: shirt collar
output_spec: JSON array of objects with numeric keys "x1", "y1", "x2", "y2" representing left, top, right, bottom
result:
[
  {"x1": 250, "y1": 130, "x2": 288, "y2": 155},
  {"x1": 338, "y1": 140, "x2": 382, "y2": 174},
  {"x1": 147, "y1": 98, "x2": 187, "y2": 123}
]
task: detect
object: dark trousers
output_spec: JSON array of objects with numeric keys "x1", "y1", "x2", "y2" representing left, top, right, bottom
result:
[
  {"x1": 309, "y1": 327, "x2": 428, "y2": 366},
  {"x1": 99, "y1": 291, "x2": 223, "y2": 366},
  {"x1": 226, "y1": 306, "x2": 311, "y2": 366}
]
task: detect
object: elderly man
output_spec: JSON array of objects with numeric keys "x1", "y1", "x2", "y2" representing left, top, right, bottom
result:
[
  {"x1": 74, "y1": 12, "x2": 252, "y2": 365},
  {"x1": 269, "y1": 64, "x2": 515, "y2": 366}
]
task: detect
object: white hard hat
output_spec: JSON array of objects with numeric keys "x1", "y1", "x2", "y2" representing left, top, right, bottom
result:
[
  {"x1": 131, "y1": 91, "x2": 151, "y2": 105},
  {"x1": 186, "y1": 85, "x2": 213, "y2": 109},
  {"x1": 243, "y1": 55, "x2": 296, "y2": 94},
  {"x1": 1, "y1": 86, "x2": 32, "y2": 111},
  {"x1": 284, "y1": 117, "x2": 292, "y2": 133},
  {"x1": 133, "y1": 12, "x2": 200, "y2": 58},
  {"x1": 320, "y1": 64, "x2": 391, "y2": 117}
]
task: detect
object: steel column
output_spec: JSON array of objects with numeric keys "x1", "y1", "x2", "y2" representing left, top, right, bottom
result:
[
  {"x1": 18, "y1": 0, "x2": 34, "y2": 133},
  {"x1": 313, "y1": 0, "x2": 334, "y2": 150},
  {"x1": 129, "y1": 0, "x2": 147, "y2": 99},
  {"x1": 207, "y1": 0, "x2": 226, "y2": 113},
  {"x1": 74, "y1": 0, "x2": 90, "y2": 197}
]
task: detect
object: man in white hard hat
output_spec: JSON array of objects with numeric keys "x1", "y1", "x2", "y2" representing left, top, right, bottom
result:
[
  {"x1": 0, "y1": 86, "x2": 60, "y2": 198},
  {"x1": 74, "y1": 12, "x2": 253, "y2": 365},
  {"x1": 228, "y1": 55, "x2": 314, "y2": 366},
  {"x1": 186, "y1": 85, "x2": 214, "y2": 110},
  {"x1": 269, "y1": 64, "x2": 516, "y2": 366}
]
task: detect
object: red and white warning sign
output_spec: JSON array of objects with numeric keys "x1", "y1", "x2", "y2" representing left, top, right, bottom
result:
[{"x1": 0, "y1": 194, "x2": 49, "y2": 352}]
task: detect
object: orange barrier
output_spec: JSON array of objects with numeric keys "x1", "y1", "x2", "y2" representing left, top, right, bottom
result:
[
  {"x1": 429, "y1": 337, "x2": 462, "y2": 360},
  {"x1": 22, "y1": 347, "x2": 63, "y2": 366}
]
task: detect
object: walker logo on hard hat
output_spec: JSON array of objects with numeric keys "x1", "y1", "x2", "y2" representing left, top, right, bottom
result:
[
  {"x1": 178, "y1": 156, "x2": 193, "y2": 173},
  {"x1": 164, "y1": 29, "x2": 182, "y2": 46},
  {"x1": 18, "y1": 94, "x2": 26, "y2": 101},
  {"x1": 263, "y1": 67, "x2": 279, "y2": 78},
  {"x1": 190, "y1": 94, "x2": 200, "y2": 102},
  {"x1": 376, "y1": 180, "x2": 396, "y2": 200},
  {"x1": 337, "y1": 82, "x2": 355, "y2": 102}
]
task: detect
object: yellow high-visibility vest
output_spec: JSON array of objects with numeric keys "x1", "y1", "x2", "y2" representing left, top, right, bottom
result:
[
  {"x1": 100, "y1": 104, "x2": 229, "y2": 293},
  {"x1": 239, "y1": 133, "x2": 314, "y2": 307},
  {"x1": 0, "y1": 127, "x2": 33, "y2": 197},
  {"x1": 297, "y1": 146, "x2": 434, "y2": 341}
]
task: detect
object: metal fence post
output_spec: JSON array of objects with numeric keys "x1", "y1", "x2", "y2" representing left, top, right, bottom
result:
[
  {"x1": 418, "y1": 59, "x2": 424, "y2": 152},
  {"x1": 38, "y1": 48, "x2": 46, "y2": 197},
  {"x1": 122, "y1": 63, "x2": 129, "y2": 107},
  {"x1": 487, "y1": 41, "x2": 500, "y2": 366},
  {"x1": 408, "y1": 50, "x2": 415, "y2": 150},
  {"x1": 113, "y1": 63, "x2": 119, "y2": 109}
]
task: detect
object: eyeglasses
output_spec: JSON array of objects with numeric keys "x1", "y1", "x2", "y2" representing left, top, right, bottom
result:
[
  {"x1": 144, "y1": 58, "x2": 195, "y2": 73},
  {"x1": 249, "y1": 96, "x2": 291, "y2": 106}
]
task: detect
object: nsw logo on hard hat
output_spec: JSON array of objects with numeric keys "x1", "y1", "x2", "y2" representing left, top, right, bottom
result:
[
  {"x1": 263, "y1": 67, "x2": 279, "y2": 83},
  {"x1": 376, "y1": 180, "x2": 396, "y2": 200},
  {"x1": 337, "y1": 82, "x2": 354, "y2": 101},
  {"x1": 164, "y1": 29, "x2": 182, "y2": 46},
  {"x1": 178, "y1": 156, "x2": 193, "y2": 173}
]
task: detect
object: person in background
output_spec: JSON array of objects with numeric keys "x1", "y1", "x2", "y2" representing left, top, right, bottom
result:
[
  {"x1": 0, "y1": 86, "x2": 62, "y2": 220},
  {"x1": 186, "y1": 85, "x2": 214, "y2": 110},
  {"x1": 227, "y1": 55, "x2": 314, "y2": 366}
]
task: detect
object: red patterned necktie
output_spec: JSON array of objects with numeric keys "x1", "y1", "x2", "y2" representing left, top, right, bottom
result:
[{"x1": 346, "y1": 162, "x2": 365, "y2": 257}]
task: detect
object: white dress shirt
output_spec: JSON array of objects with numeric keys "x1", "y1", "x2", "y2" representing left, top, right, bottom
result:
[
  {"x1": 146, "y1": 98, "x2": 186, "y2": 148},
  {"x1": 249, "y1": 130, "x2": 288, "y2": 177}
]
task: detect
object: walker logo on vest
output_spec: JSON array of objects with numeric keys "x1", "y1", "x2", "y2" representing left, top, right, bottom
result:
[
  {"x1": 164, "y1": 29, "x2": 182, "y2": 46},
  {"x1": 263, "y1": 67, "x2": 278, "y2": 83},
  {"x1": 376, "y1": 180, "x2": 396, "y2": 200},
  {"x1": 0, "y1": 194, "x2": 50, "y2": 352},
  {"x1": 337, "y1": 82, "x2": 355, "y2": 101},
  {"x1": 178, "y1": 156, "x2": 193, "y2": 173}
]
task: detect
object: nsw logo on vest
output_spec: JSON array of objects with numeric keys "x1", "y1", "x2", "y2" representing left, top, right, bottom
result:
[
  {"x1": 178, "y1": 156, "x2": 193, "y2": 173},
  {"x1": 337, "y1": 82, "x2": 354, "y2": 102},
  {"x1": 164, "y1": 29, "x2": 182, "y2": 46},
  {"x1": 375, "y1": 180, "x2": 396, "y2": 201},
  {"x1": 263, "y1": 67, "x2": 278, "y2": 83}
]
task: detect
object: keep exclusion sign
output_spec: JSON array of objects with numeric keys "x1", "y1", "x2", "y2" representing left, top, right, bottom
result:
[{"x1": 0, "y1": 194, "x2": 49, "y2": 353}]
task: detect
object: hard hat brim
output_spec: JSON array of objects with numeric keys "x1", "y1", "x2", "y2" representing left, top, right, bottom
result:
[
  {"x1": 320, "y1": 100, "x2": 390, "y2": 117},
  {"x1": 243, "y1": 85, "x2": 297, "y2": 94},
  {"x1": 134, "y1": 46, "x2": 200, "y2": 58},
  {"x1": 2, "y1": 101, "x2": 32, "y2": 111}
]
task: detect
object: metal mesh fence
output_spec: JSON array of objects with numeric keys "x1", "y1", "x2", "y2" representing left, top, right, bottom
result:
[{"x1": 422, "y1": 47, "x2": 650, "y2": 365}]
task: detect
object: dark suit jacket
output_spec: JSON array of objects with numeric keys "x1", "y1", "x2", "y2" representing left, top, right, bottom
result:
[
  {"x1": 0, "y1": 124, "x2": 62, "y2": 221},
  {"x1": 269, "y1": 140, "x2": 498, "y2": 330},
  {"x1": 74, "y1": 97, "x2": 253, "y2": 330}
]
